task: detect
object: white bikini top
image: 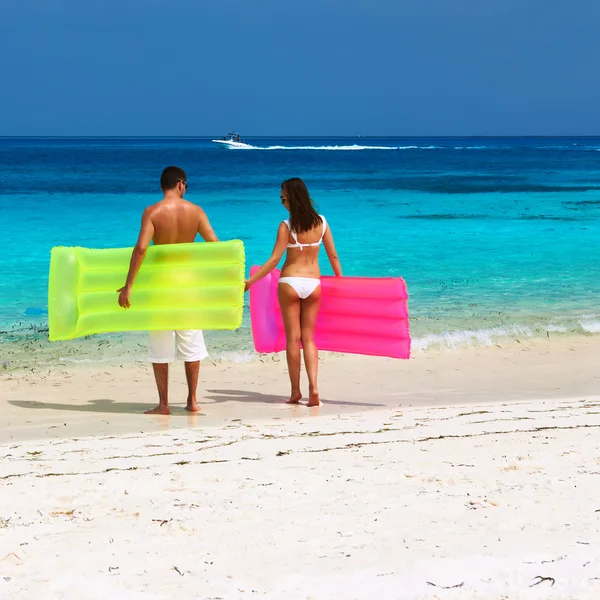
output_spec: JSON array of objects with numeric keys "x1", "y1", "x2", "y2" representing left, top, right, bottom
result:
[{"x1": 283, "y1": 215, "x2": 327, "y2": 251}]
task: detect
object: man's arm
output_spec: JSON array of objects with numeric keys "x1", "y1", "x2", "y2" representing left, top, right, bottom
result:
[
  {"x1": 117, "y1": 208, "x2": 155, "y2": 308},
  {"x1": 197, "y1": 207, "x2": 219, "y2": 242}
]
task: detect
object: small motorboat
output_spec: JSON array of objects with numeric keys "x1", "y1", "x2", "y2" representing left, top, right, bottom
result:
[{"x1": 212, "y1": 132, "x2": 253, "y2": 149}]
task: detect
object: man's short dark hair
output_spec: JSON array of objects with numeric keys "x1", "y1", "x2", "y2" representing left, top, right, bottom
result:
[{"x1": 160, "y1": 166, "x2": 186, "y2": 191}]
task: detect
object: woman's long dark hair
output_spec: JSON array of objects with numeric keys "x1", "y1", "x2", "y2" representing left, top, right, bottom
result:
[{"x1": 282, "y1": 178, "x2": 322, "y2": 234}]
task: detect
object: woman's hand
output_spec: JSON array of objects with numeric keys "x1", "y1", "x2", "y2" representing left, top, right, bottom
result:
[{"x1": 244, "y1": 223, "x2": 288, "y2": 292}]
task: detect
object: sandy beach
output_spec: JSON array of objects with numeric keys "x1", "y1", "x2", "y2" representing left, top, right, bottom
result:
[
  {"x1": 2, "y1": 336, "x2": 600, "y2": 599},
  {"x1": 4, "y1": 0, "x2": 600, "y2": 596}
]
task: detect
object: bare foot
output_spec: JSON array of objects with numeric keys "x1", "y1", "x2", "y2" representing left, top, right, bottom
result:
[
  {"x1": 185, "y1": 402, "x2": 200, "y2": 412},
  {"x1": 286, "y1": 391, "x2": 302, "y2": 404},
  {"x1": 307, "y1": 391, "x2": 320, "y2": 407},
  {"x1": 145, "y1": 405, "x2": 170, "y2": 415}
]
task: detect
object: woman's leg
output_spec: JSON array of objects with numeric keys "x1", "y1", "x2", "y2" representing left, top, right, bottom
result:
[
  {"x1": 300, "y1": 285, "x2": 322, "y2": 406},
  {"x1": 278, "y1": 283, "x2": 302, "y2": 403}
]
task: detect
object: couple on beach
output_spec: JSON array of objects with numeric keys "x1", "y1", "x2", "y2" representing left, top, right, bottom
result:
[{"x1": 117, "y1": 166, "x2": 342, "y2": 415}]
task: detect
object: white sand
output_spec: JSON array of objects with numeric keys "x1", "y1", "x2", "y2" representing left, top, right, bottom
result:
[{"x1": 2, "y1": 337, "x2": 600, "y2": 598}]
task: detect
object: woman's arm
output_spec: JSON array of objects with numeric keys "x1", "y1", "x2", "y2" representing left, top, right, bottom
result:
[
  {"x1": 244, "y1": 222, "x2": 290, "y2": 291},
  {"x1": 322, "y1": 226, "x2": 342, "y2": 276}
]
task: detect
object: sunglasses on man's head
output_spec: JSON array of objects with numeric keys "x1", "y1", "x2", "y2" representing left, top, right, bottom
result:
[{"x1": 179, "y1": 180, "x2": 188, "y2": 189}]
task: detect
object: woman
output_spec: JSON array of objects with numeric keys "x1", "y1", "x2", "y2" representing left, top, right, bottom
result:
[{"x1": 245, "y1": 178, "x2": 342, "y2": 406}]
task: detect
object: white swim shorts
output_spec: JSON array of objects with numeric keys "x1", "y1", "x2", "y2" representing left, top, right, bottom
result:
[{"x1": 147, "y1": 330, "x2": 209, "y2": 363}]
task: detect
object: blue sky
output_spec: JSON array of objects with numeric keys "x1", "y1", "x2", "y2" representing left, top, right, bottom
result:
[{"x1": 1, "y1": 0, "x2": 599, "y2": 136}]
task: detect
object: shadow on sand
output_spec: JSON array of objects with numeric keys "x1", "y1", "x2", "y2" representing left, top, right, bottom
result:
[{"x1": 9, "y1": 389, "x2": 382, "y2": 415}]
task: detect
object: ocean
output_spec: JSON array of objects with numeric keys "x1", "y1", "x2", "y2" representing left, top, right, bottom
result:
[{"x1": 1, "y1": 136, "x2": 599, "y2": 369}]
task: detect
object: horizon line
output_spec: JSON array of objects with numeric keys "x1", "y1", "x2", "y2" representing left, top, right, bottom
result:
[{"x1": 1, "y1": 134, "x2": 600, "y2": 139}]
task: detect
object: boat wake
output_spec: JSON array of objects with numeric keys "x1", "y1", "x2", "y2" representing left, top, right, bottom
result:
[
  {"x1": 224, "y1": 143, "x2": 600, "y2": 151},
  {"x1": 231, "y1": 144, "x2": 404, "y2": 151}
]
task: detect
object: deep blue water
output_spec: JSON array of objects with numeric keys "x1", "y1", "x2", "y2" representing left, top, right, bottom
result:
[{"x1": 1, "y1": 136, "x2": 599, "y2": 366}]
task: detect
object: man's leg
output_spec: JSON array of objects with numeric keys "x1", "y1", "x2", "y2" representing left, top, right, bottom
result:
[
  {"x1": 148, "y1": 363, "x2": 170, "y2": 415},
  {"x1": 184, "y1": 361, "x2": 200, "y2": 412},
  {"x1": 147, "y1": 331, "x2": 175, "y2": 415},
  {"x1": 176, "y1": 330, "x2": 208, "y2": 412}
]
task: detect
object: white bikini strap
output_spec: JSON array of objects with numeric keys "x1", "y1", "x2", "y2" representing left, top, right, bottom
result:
[
  {"x1": 283, "y1": 219, "x2": 301, "y2": 248},
  {"x1": 319, "y1": 216, "x2": 327, "y2": 241},
  {"x1": 284, "y1": 218, "x2": 327, "y2": 250}
]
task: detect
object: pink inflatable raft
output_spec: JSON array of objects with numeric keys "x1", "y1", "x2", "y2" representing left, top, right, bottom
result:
[{"x1": 249, "y1": 267, "x2": 410, "y2": 359}]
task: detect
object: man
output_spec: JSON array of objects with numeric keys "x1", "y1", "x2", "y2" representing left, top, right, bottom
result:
[{"x1": 118, "y1": 166, "x2": 218, "y2": 415}]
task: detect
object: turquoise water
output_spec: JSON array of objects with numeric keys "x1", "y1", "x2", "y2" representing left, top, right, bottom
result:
[{"x1": 1, "y1": 136, "x2": 599, "y2": 367}]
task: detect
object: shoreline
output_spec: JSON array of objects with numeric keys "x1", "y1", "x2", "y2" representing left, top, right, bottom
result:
[
  {"x1": 1, "y1": 318, "x2": 598, "y2": 370},
  {"x1": 2, "y1": 335, "x2": 599, "y2": 443}
]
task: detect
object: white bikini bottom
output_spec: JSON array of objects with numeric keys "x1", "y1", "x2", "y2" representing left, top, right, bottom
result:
[{"x1": 278, "y1": 277, "x2": 321, "y2": 300}]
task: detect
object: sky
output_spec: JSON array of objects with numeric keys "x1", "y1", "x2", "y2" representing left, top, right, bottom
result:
[{"x1": 1, "y1": 0, "x2": 599, "y2": 136}]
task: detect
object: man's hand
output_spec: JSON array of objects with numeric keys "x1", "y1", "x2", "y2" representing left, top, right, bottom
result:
[
  {"x1": 118, "y1": 209, "x2": 154, "y2": 307},
  {"x1": 244, "y1": 279, "x2": 251, "y2": 292},
  {"x1": 117, "y1": 286, "x2": 132, "y2": 308}
]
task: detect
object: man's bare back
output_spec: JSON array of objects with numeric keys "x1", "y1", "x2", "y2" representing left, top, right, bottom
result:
[
  {"x1": 117, "y1": 171, "x2": 218, "y2": 308},
  {"x1": 146, "y1": 198, "x2": 218, "y2": 245}
]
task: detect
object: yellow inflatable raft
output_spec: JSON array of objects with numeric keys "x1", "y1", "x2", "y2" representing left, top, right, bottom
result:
[{"x1": 48, "y1": 241, "x2": 245, "y2": 341}]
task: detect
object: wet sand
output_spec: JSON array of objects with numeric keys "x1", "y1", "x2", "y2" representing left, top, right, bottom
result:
[{"x1": 1, "y1": 336, "x2": 599, "y2": 443}]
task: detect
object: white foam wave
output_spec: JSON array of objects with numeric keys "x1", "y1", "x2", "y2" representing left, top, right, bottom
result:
[
  {"x1": 412, "y1": 325, "x2": 534, "y2": 352},
  {"x1": 39, "y1": 350, "x2": 257, "y2": 366},
  {"x1": 452, "y1": 145, "x2": 489, "y2": 150},
  {"x1": 545, "y1": 324, "x2": 568, "y2": 333},
  {"x1": 579, "y1": 319, "x2": 600, "y2": 333},
  {"x1": 40, "y1": 356, "x2": 146, "y2": 365},
  {"x1": 211, "y1": 350, "x2": 256, "y2": 363},
  {"x1": 541, "y1": 145, "x2": 600, "y2": 150},
  {"x1": 413, "y1": 318, "x2": 600, "y2": 352}
]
